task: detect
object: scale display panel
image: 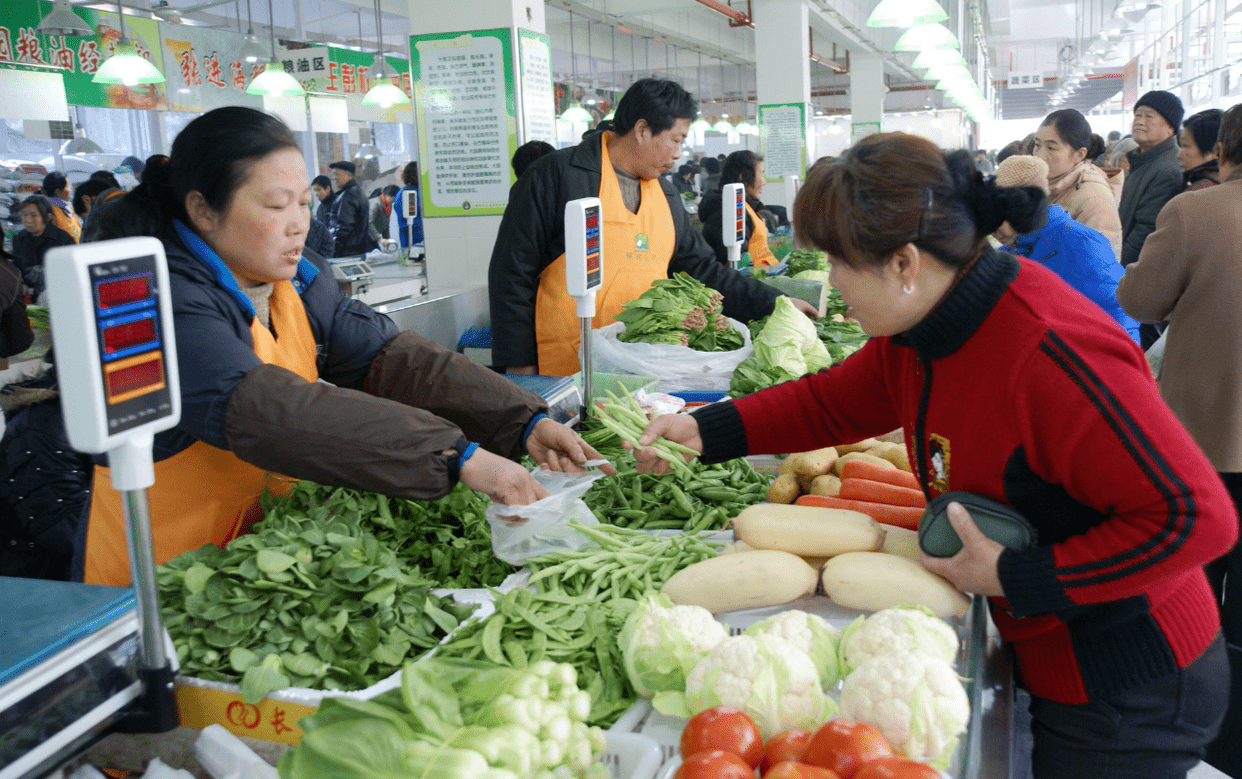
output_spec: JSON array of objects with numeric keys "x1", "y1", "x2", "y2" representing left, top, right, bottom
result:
[
  {"x1": 584, "y1": 205, "x2": 601, "y2": 288},
  {"x1": 90, "y1": 258, "x2": 173, "y2": 436},
  {"x1": 733, "y1": 186, "x2": 745, "y2": 243}
]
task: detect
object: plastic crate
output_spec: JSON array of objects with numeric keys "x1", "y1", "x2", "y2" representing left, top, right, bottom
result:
[
  {"x1": 600, "y1": 732, "x2": 664, "y2": 779},
  {"x1": 573, "y1": 371, "x2": 658, "y2": 401}
]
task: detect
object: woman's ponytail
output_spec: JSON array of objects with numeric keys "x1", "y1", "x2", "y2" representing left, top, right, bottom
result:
[{"x1": 946, "y1": 149, "x2": 1046, "y2": 238}]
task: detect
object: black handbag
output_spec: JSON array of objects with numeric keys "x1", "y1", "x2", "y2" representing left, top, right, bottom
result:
[{"x1": 918, "y1": 491, "x2": 1037, "y2": 557}]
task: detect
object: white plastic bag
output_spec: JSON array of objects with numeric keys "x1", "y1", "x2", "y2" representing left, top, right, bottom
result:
[
  {"x1": 486, "y1": 466, "x2": 606, "y2": 564},
  {"x1": 591, "y1": 319, "x2": 753, "y2": 393}
]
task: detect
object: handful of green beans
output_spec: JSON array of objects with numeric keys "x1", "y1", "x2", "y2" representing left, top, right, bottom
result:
[
  {"x1": 434, "y1": 522, "x2": 724, "y2": 727},
  {"x1": 591, "y1": 388, "x2": 700, "y2": 476},
  {"x1": 582, "y1": 452, "x2": 769, "y2": 532}
]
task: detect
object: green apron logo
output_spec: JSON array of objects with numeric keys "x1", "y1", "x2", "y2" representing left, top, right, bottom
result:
[{"x1": 635, "y1": 233, "x2": 649, "y2": 252}]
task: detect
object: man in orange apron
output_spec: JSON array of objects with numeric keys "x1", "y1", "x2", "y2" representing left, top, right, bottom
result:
[{"x1": 489, "y1": 78, "x2": 815, "y2": 377}]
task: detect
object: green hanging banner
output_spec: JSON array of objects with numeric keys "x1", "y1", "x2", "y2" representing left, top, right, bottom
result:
[{"x1": 0, "y1": 1, "x2": 168, "y2": 109}]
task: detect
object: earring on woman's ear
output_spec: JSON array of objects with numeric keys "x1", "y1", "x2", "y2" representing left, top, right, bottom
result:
[{"x1": 902, "y1": 284, "x2": 914, "y2": 295}]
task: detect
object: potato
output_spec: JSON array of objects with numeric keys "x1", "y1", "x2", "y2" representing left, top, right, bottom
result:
[
  {"x1": 766, "y1": 473, "x2": 801, "y2": 504},
  {"x1": 810, "y1": 474, "x2": 842, "y2": 496},
  {"x1": 778, "y1": 454, "x2": 802, "y2": 476},
  {"x1": 871, "y1": 442, "x2": 912, "y2": 472},
  {"x1": 831, "y1": 451, "x2": 898, "y2": 477},
  {"x1": 834, "y1": 438, "x2": 881, "y2": 455},
  {"x1": 794, "y1": 447, "x2": 838, "y2": 480}
]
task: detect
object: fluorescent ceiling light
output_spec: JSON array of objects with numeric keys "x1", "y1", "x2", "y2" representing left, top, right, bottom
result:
[
  {"x1": 560, "y1": 103, "x2": 593, "y2": 123},
  {"x1": 37, "y1": 0, "x2": 93, "y2": 36},
  {"x1": 93, "y1": 41, "x2": 165, "y2": 86},
  {"x1": 894, "y1": 23, "x2": 959, "y2": 52},
  {"x1": 866, "y1": 0, "x2": 948, "y2": 28},
  {"x1": 690, "y1": 117, "x2": 712, "y2": 133},
  {"x1": 912, "y1": 48, "x2": 964, "y2": 69},
  {"x1": 712, "y1": 119, "x2": 733, "y2": 133},
  {"x1": 362, "y1": 82, "x2": 408, "y2": 108},
  {"x1": 245, "y1": 61, "x2": 304, "y2": 96}
]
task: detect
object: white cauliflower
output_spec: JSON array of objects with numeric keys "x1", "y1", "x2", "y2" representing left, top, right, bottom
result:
[
  {"x1": 838, "y1": 606, "x2": 959, "y2": 678},
  {"x1": 744, "y1": 610, "x2": 842, "y2": 687},
  {"x1": 838, "y1": 652, "x2": 970, "y2": 767},
  {"x1": 678, "y1": 634, "x2": 831, "y2": 739},
  {"x1": 619, "y1": 594, "x2": 727, "y2": 697}
]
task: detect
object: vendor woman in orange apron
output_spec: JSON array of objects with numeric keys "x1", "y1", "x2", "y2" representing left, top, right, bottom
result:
[
  {"x1": 488, "y1": 78, "x2": 818, "y2": 377},
  {"x1": 79, "y1": 106, "x2": 610, "y2": 586}
]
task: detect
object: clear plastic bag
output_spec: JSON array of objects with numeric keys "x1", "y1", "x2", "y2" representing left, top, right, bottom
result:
[
  {"x1": 1146, "y1": 325, "x2": 1168, "y2": 380},
  {"x1": 486, "y1": 465, "x2": 606, "y2": 564},
  {"x1": 590, "y1": 319, "x2": 753, "y2": 393}
]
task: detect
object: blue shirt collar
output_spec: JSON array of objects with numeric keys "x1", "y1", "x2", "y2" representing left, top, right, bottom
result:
[{"x1": 173, "y1": 220, "x2": 320, "y2": 319}]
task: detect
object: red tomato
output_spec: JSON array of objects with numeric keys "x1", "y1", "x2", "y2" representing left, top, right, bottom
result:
[
  {"x1": 762, "y1": 760, "x2": 843, "y2": 779},
  {"x1": 674, "y1": 750, "x2": 757, "y2": 779},
  {"x1": 761, "y1": 729, "x2": 814, "y2": 773},
  {"x1": 680, "y1": 706, "x2": 764, "y2": 768},
  {"x1": 853, "y1": 758, "x2": 941, "y2": 779},
  {"x1": 801, "y1": 720, "x2": 895, "y2": 779}
]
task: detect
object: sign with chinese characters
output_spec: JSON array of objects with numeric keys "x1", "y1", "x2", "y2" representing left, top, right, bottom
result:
[
  {"x1": 517, "y1": 29, "x2": 555, "y2": 146},
  {"x1": 1007, "y1": 71, "x2": 1044, "y2": 90},
  {"x1": 320, "y1": 46, "x2": 411, "y2": 123},
  {"x1": 410, "y1": 28, "x2": 517, "y2": 217},
  {"x1": 159, "y1": 22, "x2": 263, "y2": 112},
  {"x1": 174, "y1": 682, "x2": 316, "y2": 745},
  {"x1": 759, "y1": 103, "x2": 807, "y2": 182},
  {"x1": 0, "y1": 1, "x2": 167, "y2": 109}
]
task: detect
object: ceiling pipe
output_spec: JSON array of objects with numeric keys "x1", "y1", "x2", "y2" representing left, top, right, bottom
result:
[
  {"x1": 693, "y1": 0, "x2": 754, "y2": 29},
  {"x1": 809, "y1": 27, "x2": 848, "y2": 73}
]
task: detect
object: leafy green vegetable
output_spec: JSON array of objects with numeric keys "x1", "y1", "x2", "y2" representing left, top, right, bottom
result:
[
  {"x1": 266, "y1": 481, "x2": 514, "y2": 589},
  {"x1": 158, "y1": 502, "x2": 476, "y2": 703},
  {"x1": 729, "y1": 297, "x2": 833, "y2": 397},
  {"x1": 792, "y1": 270, "x2": 829, "y2": 285},
  {"x1": 615, "y1": 272, "x2": 744, "y2": 352},
  {"x1": 279, "y1": 658, "x2": 611, "y2": 779},
  {"x1": 787, "y1": 248, "x2": 828, "y2": 275},
  {"x1": 24, "y1": 305, "x2": 48, "y2": 328}
]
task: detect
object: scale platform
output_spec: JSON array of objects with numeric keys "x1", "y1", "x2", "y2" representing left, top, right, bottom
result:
[
  {"x1": 0, "y1": 578, "x2": 145, "y2": 779},
  {"x1": 502, "y1": 374, "x2": 583, "y2": 427}
]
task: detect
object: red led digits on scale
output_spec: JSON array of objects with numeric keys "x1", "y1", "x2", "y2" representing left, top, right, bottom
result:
[
  {"x1": 96, "y1": 275, "x2": 152, "y2": 309},
  {"x1": 586, "y1": 213, "x2": 599, "y2": 229},
  {"x1": 102, "y1": 318, "x2": 157, "y2": 353},
  {"x1": 107, "y1": 357, "x2": 164, "y2": 399}
]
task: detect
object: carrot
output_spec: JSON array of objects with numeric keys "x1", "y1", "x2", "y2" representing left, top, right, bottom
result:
[
  {"x1": 840, "y1": 459, "x2": 921, "y2": 491},
  {"x1": 795, "y1": 494, "x2": 924, "y2": 530},
  {"x1": 839, "y1": 477, "x2": 928, "y2": 509}
]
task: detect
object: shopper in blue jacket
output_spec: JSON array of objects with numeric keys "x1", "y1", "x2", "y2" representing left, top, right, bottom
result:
[{"x1": 995, "y1": 156, "x2": 1140, "y2": 342}]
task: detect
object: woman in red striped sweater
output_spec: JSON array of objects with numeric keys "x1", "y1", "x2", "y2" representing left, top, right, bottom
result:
[{"x1": 634, "y1": 133, "x2": 1236, "y2": 779}]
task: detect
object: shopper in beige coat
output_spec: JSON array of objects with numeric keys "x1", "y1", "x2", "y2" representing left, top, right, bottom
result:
[
  {"x1": 1035, "y1": 109, "x2": 1124, "y2": 259},
  {"x1": 1116, "y1": 110, "x2": 1242, "y2": 778}
]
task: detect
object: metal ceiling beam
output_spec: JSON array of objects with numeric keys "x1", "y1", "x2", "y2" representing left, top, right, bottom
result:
[{"x1": 548, "y1": 1, "x2": 752, "y2": 66}]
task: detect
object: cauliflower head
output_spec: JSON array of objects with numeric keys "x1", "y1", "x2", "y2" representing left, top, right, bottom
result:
[
  {"x1": 619, "y1": 593, "x2": 727, "y2": 697},
  {"x1": 838, "y1": 606, "x2": 959, "y2": 678},
  {"x1": 838, "y1": 651, "x2": 969, "y2": 767},
  {"x1": 680, "y1": 634, "x2": 831, "y2": 739},
  {"x1": 744, "y1": 610, "x2": 841, "y2": 687}
]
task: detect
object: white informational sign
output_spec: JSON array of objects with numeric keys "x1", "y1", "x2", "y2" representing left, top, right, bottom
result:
[
  {"x1": 759, "y1": 103, "x2": 806, "y2": 182},
  {"x1": 518, "y1": 30, "x2": 555, "y2": 146},
  {"x1": 308, "y1": 95, "x2": 348, "y2": 133},
  {"x1": 262, "y1": 94, "x2": 307, "y2": 131},
  {"x1": 0, "y1": 69, "x2": 68, "y2": 121},
  {"x1": 280, "y1": 46, "x2": 331, "y2": 80},
  {"x1": 414, "y1": 31, "x2": 513, "y2": 215},
  {"x1": 1007, "y1": 71, "x2": 1044, "y2": 90}
]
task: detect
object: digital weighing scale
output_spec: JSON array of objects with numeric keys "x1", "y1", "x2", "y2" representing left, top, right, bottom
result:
[
  {"x1": 501, "y1": 374, "x2": 582, "y2": 428},
  {"x1": 0, "y1": 237, "x2": 184, "y2": 778},
  {"x1": 329, "y1": 257, "x2": 375, "y2": 298},
  {"x1": 722, "y1": 183, "x2": 745, "y2": 271}
]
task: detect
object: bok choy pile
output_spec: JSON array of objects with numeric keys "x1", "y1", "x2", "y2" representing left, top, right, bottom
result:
[{"x1": 615, "y1": 272, "x2": 744, "y2": 352}]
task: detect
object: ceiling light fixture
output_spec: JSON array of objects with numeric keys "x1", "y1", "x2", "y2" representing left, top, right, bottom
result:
[
  {"x1": 894, "y1": 23, "x2": 959, "y2": 52},
  {"x1": 233, "y1": 0, "x2": 267, "y2": 63},
  {"x1": 37, "y1": 0, "x2": 93, "y2": 37},
  {"x1": 93, "y1": 1, "x2": 165, "y2": 86},
  {"x1": 912, "y1": 48, "x2": 964, "y2": 69},
  {"x1": 361, "y1": 0, "x2": 409, "y2": 108},
  {"x1": 245, "y1": 0, "x2": 304, "y2": 96}
]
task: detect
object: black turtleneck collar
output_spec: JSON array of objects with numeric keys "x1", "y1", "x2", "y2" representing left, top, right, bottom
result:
[{"x1": 891, "y1": 248, "x2": 1020, "y2": 360}]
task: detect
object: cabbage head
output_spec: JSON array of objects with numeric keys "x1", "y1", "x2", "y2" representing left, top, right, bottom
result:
[{"x1": 618, "y1": 593, "x2": 727, "y2": 698}]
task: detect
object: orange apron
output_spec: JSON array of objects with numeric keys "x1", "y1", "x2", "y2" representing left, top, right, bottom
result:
[
  {"x1": 534, "y1": 132, "x2": 677, "y2": 376},
  {"x1": 745, "y1": 202, "x2": 778, "y2": 267},
  {"x1": 84, "y1": 280, "x2": 319, "y2": 586}
]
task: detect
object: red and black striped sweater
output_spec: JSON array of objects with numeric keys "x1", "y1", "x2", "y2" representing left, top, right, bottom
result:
[{"x1": 694, "y1": 249, "x2": 1237, "y2": 704}]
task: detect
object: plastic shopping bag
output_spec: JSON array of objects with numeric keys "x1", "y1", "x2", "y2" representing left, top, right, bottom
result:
[
  {"x1": 486, "y1": 465, "x2": 606, "y2": 565},
  {"x1": 591, "y1": 319, "x2": 753, "y2": 393},
  {"x1": 1146, "y1": 325, "x2": 1168, "y2": 380}
]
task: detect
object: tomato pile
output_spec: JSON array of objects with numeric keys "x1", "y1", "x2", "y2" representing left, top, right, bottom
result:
[{"x1": 673, "y1": 707, "x2": 941, "y2": 779}]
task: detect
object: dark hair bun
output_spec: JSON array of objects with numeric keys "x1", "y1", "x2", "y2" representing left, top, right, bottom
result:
[
  {"x1": 1088, "y1": 134, "x2": 1106, "y2": 159},
  {"x1": 946, "y1": 149, "x2": 1046, "y2": 237}
]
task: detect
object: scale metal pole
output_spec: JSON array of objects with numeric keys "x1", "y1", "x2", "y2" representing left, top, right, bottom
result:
[{"x1": 120, "y1": 488, "x2": 167, "y2": 669}]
